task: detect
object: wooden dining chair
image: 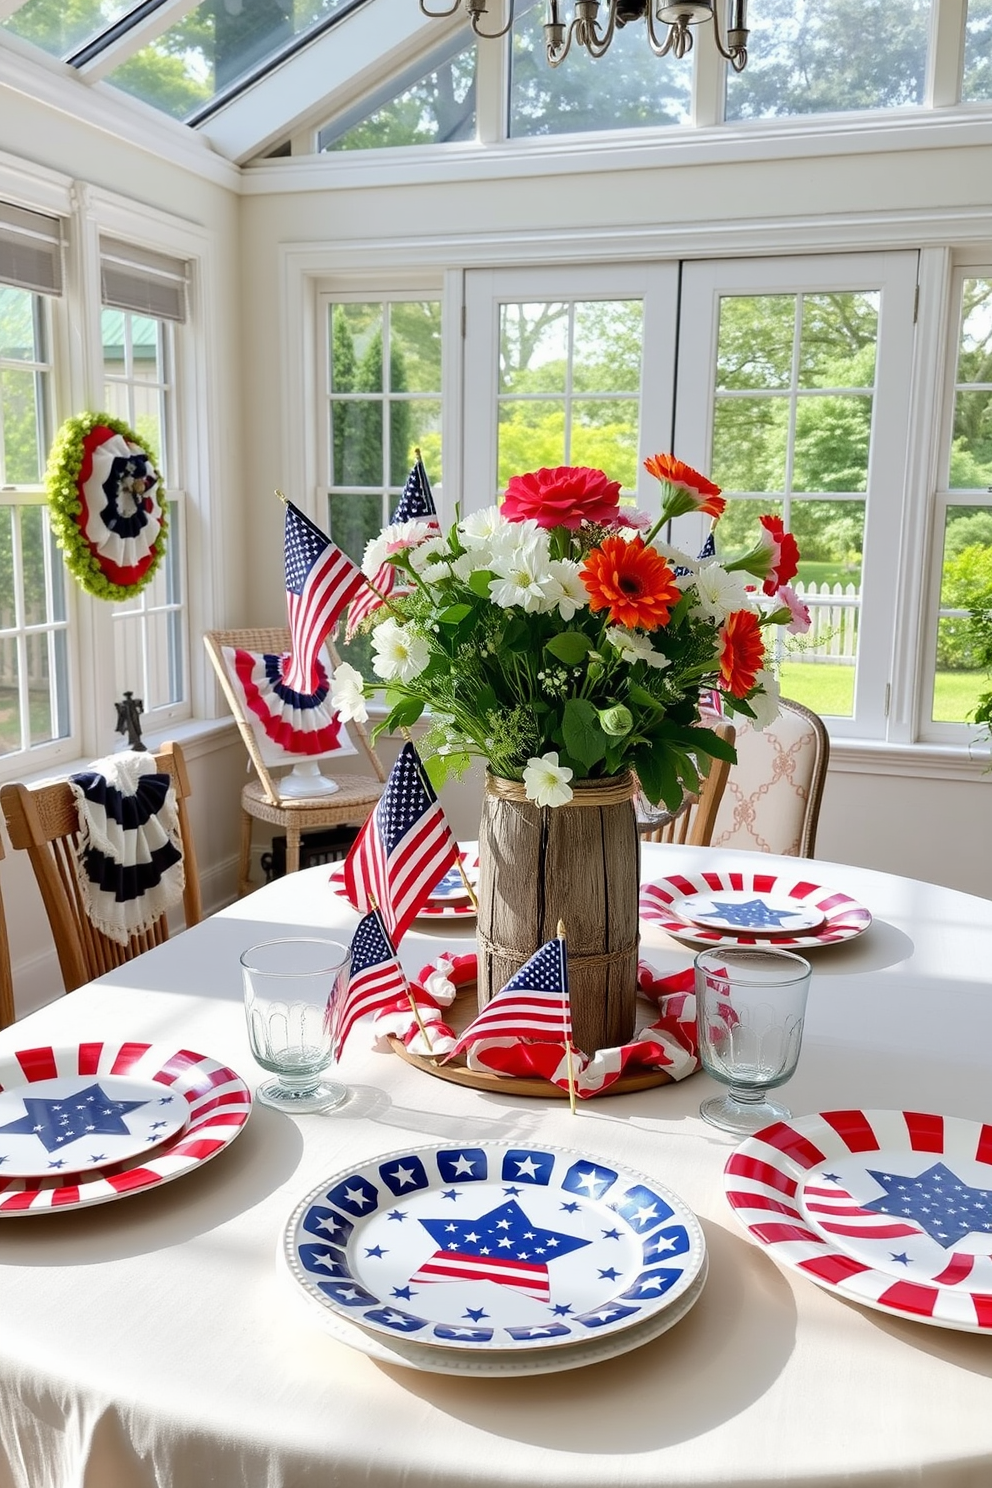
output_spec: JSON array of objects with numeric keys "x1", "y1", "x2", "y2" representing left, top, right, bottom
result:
[
  {"x1": 0, "y1": 741, "x2": 202, "y2": 995},
  {"x1": 203, "y1": 627, "x2": 387, "y2": 896},
  {"x1": 636, "y1": 721, "x2": 736, "y2": 846},
  {"x1": 0, "y1": 836, "x2": 15, "y2": 1029}
]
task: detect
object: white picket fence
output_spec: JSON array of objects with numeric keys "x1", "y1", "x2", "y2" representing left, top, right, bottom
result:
[{"x1": 793, "y1": 580, "x2": 860, "y2": 664}]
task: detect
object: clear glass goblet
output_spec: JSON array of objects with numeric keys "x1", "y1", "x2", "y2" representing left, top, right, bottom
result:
[
  {"x1": 241, "y1": 937, "x2": 351, "y2": 1113},
  {"x1": 694, "y1": 945, "x2": 812, "y2": 1135}
]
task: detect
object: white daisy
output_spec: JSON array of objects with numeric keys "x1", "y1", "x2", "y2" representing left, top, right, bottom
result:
[
  {"x1": 688, "y1": 561, "x2": 751, "y2": 622},
  {"x1": 522, "y1": 751, "x2": 574, "y2": 808},
  {"x1": 542, "y1": 559, "x2": 588, "y2": 620},
  {"x1": 329, "y1": 662, "x2": 368, "y2": 723},
  {"x1": 488, "y1": 529, "x2": 552, "y2": 612},
  {"x1": 748, "y1": 668, "x2": 782, "y2": 729},
  {"x1": 606, "y1": 626, "x2": 670, "y2": 670},
  {"x1": 458, "y1": 505, "x2": 506, "y2": 550},
  {"x1": 370, "y1": 618, "x2": 430, "y2": 683}
]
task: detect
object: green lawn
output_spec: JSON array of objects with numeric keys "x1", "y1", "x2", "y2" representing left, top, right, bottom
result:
[{"x1": 779, "y1": 661, "x2": 988, "y2": 724}]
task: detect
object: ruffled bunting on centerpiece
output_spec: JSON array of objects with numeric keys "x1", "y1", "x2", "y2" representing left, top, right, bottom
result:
[
  {"x1": 370, "y1": 953, "x2": 700, "y2": 1098},
  {"x1": 222, "y1": 645, "x2": 358, "y2": 759}
]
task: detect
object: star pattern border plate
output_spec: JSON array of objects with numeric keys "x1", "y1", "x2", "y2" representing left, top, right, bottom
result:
[
  {"x1": 280, "y1": 1247, "x2": 709, "y2": 1377},
  {"x1": 282, "y1": 1140, "x2": 706, "y2": 1353},
  {"x1": 640, "y1": 870, "x2": 871, "y2": 949},
  {"x1": 0, "y1": 1042, "x2": 252, "y2": 1216},
  {"x1": 724, "y1": 1108, "x2": 992, "y2": 1333}
]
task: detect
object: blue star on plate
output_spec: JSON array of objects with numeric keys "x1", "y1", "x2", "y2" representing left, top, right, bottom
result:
[
  {"x1": 0, "y1": 1083, "x2": 151, "y2": 1152},
  {"x1": 693, "y1": 897, "x2": 801, "y2": 929},
  {"x1": 863, "y1": 1162, "x2": 992, "y2": 1247}
]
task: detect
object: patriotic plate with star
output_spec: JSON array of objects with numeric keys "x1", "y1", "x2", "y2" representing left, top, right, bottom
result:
[
  {"x1": 724, "y1": 1109, "x2": 992, "y2": 1332},
  {"x1": 281, "y1": 1141, "x2": 706, "y2": 1354},
  {"x1": 0, "y1": 1042, "x2": 252, "y2": 1215},
  {"x1": 640, "y1": 870, "x2": 871, "y2": 949}
]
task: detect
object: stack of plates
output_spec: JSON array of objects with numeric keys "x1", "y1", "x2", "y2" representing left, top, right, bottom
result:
[
  {"x1": 639, "y1": 869, "x2": 872, "y2": 949},
  {"x1": 0, "y1": 1041, "x2": 251, "y2": 1214},
  {"x1": 280, "y1": 1140, "x2": 707, "y2": 1376}
]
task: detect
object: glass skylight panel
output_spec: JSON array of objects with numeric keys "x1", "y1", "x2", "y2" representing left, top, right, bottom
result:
[
  {"x1": 962, "y1": 0, "x2": 992, "y2": 102},
  {"x1": 2, "y1": 0, "x2": 139, "y2": 61},
  {"x1": 726, "y1": 0, "x2": 931, "y2": 119},
  {"x1": 319, "y1": 41, "x2": 476, "y2": 150},
  {"x1": 101, "y1": 0, "x2": 352, "y2": 123},
  {"x1": 509, "y1": 0, "x2": 690, "y2": 137}
]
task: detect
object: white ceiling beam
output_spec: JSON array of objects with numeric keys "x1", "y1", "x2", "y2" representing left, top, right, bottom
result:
[
  {"x1": 74, "y1": 0, "x2": 199, "y2": 82},
  {"x1": 197, "y1": 0, "x2": 465, "y2": 164}
]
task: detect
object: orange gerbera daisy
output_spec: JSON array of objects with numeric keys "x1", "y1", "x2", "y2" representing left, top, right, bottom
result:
[
  {"x1": 580, "y1": 536, "x2": 681, "y2": 631},
  {"x1": 719, "y1": 609, "x2": 765, "y2": 697},
  {"x1": 644, "y1": 453, "x2": 726, "y2": 521}
]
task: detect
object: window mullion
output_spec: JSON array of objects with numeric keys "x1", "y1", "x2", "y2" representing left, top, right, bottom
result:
[{"x1": 927, "y1": 0, "x2": 967, "y2": 107}]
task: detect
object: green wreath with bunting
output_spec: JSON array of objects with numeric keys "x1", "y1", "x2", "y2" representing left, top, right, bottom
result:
[{"x1": 46, "y1": 411, "x2": 168, "y2": 601}]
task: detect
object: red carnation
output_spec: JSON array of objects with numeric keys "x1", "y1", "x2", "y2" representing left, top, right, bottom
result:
[{"x1": 502, "y1": 466, "x2": 622, "y2": 531}]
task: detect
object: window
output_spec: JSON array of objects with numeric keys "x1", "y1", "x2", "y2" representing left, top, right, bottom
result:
[
  {"x1": 726, "y1": 0, "x2": 932, "y2": 120},
  {"x1": 319, "y1": 41, "x2": 477, "y2": 151},
  {"x1": 925, "y1": 272, "x2": 992, "y2": 735},
  {"x1": 463, "y1": 256, "x2": 925, "y2": 744},
  {"x1": 0, "y1": 204, "x2": 71, "y2": 763},
  {"x1": 320, "y1": 292, "x2": 442, "y2": 671},
  {"x1": 100, "y1": 238, "x2": 190, "y2": 727}
]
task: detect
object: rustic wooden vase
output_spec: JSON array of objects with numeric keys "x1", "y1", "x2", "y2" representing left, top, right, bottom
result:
[{"x1": 476, "y1": 770, "x2": 641, "y2": 1057}]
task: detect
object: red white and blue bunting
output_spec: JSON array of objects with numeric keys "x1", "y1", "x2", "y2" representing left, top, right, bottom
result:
[{"x1": 222, "y1": 646, "x2": 358, "y2": 763}]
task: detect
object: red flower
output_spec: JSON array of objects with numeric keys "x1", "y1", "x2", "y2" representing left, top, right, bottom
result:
[
  {"x1": 756, "y1": 515, "x2": 800, "y2": 595},
  {"x1": 719, "y1": 609, "x2": 765, "y2": 697},
  {"x1": 644, "y1": 453, "x2": 725, "y2": 521},
  {"x1": 580, "y1": 536, "x2": 681, "y2": 631},
  {"x1": 502, "y1": 466, "x2": 622, "y2": 531}
]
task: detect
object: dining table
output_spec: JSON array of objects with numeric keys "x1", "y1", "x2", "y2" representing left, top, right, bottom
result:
[{"x1": 0, "y1": 841, "x2": 991, "y2": 1488}]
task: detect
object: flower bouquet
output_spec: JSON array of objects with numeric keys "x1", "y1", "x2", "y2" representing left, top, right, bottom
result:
[
  {"x1": 333, "y1": 452, "x2": 807, "y2": 1057},
  {"x1": 333, "y1": 453, "x2": 805, "y2": 812}
]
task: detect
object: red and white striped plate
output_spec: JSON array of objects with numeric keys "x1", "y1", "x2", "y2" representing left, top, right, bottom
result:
[
  {"x1": 639, "y1": 870, "x2": 871, "y2": 949},
  {"x1": 0, "y1": 1042, "x2": 251, "y2": 1216},
  {"x1": 724, "y1": 1109, "x2": 992, "y2": 1333}
]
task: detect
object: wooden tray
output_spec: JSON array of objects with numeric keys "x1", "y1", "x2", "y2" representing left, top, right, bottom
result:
[{"x1": 386, "y1": 981, "x2": 677, "y2": 1100}]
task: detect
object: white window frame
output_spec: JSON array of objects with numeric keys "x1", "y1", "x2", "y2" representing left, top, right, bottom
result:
[
  {"x1": 675, "y1": 252, "x2": 920, "y2": 743},
  {"x1": 919, "y1": 254, "x2": 992, "y2": 747}
]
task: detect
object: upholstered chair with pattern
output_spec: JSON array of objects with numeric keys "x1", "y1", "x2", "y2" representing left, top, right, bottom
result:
[{"x1": 708, "y1": 698, "x2": 829, "y2": 858}]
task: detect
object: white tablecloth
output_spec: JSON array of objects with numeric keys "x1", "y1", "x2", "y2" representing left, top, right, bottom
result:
[{"x1": 1, "y1": 845, "x2": 991, "y2": 1488}]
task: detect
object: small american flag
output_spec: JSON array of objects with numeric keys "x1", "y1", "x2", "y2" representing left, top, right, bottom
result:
[
  {"x1": 446, "y1": 937, "x2": 572, "y2": 1060},
  {"x1": 344, "y1": 457, "x2": 440, "y2": 641},
  {"x1": 282, "y1": 499, "x2": 363, "y2": 694},
  {"x1": 674, "y1": 523, "x2": 717, "y2": 578},
  {"x1": 335, "y1": 906, "x2": 408, "y2": 1058},
  {"x1": 341, "y1": 741, "x2": 458, "y2": 944}
]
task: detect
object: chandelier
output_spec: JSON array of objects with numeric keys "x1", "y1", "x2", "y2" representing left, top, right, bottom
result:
[{"x1": 418, "y1": 0, "x2": 749, "y2": 71}]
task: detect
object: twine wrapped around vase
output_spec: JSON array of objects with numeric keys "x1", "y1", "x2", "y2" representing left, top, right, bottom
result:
[{"x1": 476, "y1": 770, "x2": 640, "y2": 1056}]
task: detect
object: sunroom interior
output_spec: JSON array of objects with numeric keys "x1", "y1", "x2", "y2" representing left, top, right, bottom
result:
[{"x1": 0, "y1": 0, "x2": 989, "y2": 1016}]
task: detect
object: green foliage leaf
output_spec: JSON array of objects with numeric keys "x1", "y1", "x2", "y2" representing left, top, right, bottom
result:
[
  {"x1": 423, "y1": 750, "x2": 473, "y2": 791},
  {"x1": 562, "y1": 697, "x2": 607, "y2": 768},
  {"x1": 545, "y1": 631, "x2": 593, "y2": 665},
  {"x1": 437, "y1": 603, "x2": 473, "y2": 626},
  {"x1": 633, "y1": 744, "x2": 683, "y2": 811},
  {"x1": 469, "y1": 569, "x2": 495, "y2": 598},
  {"x1": 383, "y1": 696, "x2": 425, "y2": 732}
]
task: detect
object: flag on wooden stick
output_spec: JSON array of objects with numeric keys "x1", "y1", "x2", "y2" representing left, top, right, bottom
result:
[{"x1": 444, "y1": 936, "x2": 572, "y2": 1062}]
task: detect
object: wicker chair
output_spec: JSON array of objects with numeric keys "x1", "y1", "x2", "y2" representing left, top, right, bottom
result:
[
  {"x1": 636, "y1": 721, "x2": 736, "y2": 847},
  {"x1": 0, "y1": 741, "x2": 202, "y2": 995},
  {"x1": 203, "y1": 627, "x2": 387, "y2": 897}
]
